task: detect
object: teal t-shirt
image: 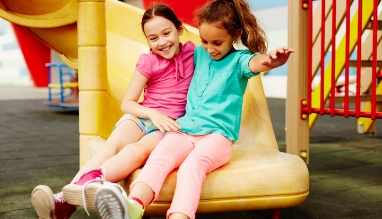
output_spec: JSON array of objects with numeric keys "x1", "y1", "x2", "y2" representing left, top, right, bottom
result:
[{"x1": 177, "y1": 45, "x2": 259, "y2": 142}]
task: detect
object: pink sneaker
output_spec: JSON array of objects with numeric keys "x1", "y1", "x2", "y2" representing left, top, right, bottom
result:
[
  {"x1": 63, "y1": 169, "x2": 105, "y2": 214},
  {"x1": 31, "y1": 185, "x2": 76, "y2": 219},
  {"x1": 74, "y1": 169, "x2": 104, "y2": 185}
]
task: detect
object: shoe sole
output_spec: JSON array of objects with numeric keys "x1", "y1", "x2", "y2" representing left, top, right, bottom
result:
[
  {"x1": 95, "y1": 185, "x2": 128, "y2": 219},
  {"x1": 62, "y1": 183, "x2": 101, "y2": 210},
  {"x1": 31, "y1": 185, "x2": 55, "y2": 219}
]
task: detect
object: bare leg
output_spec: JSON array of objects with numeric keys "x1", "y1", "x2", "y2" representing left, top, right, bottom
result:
[
  {"x1": 100, "y1": 134, "x2": 162, "y2": 182},
  {"x1": 128, "y1": 182, "x2": 155, "y2": 207},
  {"x1": 93, "y1": 133, "x2": 164, "y2": 219},
  {"x1": 70, "y1": 120, "x2": 143, "y2": 184},
  {"x1": 127, "y1": 179, "x2": 188, "y2": 219},
  {"x1": 169, "y1": 213, "x2": 189, "y2": 219}
]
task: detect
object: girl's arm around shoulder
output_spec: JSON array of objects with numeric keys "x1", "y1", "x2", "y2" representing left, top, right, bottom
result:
[{"x1": 249, "y1": 46, "x2": 294, "y2": 73}]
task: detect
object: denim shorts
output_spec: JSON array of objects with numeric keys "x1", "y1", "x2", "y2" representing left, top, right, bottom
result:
[{"x1": 115, "y1": 114, "x2": 164, "y2": 138}]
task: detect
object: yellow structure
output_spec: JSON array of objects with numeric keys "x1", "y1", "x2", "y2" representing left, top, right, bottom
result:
[
  {"x1": 286, "y1": 0, "x2": 310, "y2": 163},
  {"x1": 0, "y1": 0, "x2": 309, "y2": 216}
]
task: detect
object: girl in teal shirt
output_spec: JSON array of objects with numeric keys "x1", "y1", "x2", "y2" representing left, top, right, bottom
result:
[{"x1": 95, "y1": 0, "x2": 294, "y2": 219}]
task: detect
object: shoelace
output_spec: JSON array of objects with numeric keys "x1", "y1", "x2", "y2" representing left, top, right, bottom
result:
[
  {"x1": 102, "y1": 181, "x2": 130, "y2": 219},
  {"x1": 54, "y1": 192, "x2": 66, "y2": 203},
  {"x1": 82, "y1": 174, "x2": 106, "y2": 216}
]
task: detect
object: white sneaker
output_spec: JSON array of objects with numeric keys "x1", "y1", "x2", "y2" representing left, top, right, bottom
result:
[{"x1": 95, "y1": 182, "x2": 144, "y2": 219}]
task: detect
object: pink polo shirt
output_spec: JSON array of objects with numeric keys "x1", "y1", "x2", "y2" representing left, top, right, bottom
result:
[{"x1": 136, "y1": 41, "x2": 195, "y2": 119}]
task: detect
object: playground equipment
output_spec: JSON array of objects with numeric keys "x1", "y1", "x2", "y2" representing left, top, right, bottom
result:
[
  {"x1": 287, "y1": 0, "x2": 382, "y2": 162},
  {"x1": 0, "y1": 0, "x2": 309, "y2": 218},
  {"x1": 44, "y1": 63, "x2": 79, "y2": 109},
  {"x1": 11, "y1": 23, "x2": 51, "y2": 87}
]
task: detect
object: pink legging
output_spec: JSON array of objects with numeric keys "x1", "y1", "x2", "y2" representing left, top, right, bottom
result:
[{"x1": 130, "y1": 131, "x2": 233, "y2": 219}]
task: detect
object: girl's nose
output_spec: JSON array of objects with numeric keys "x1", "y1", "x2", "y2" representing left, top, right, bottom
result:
[
  {"x1": 158, "y1": 37, "x2": 166, "y2": 46},
  {"x1": 207, "y1": 45, "x2": 214, "y2": 53}
]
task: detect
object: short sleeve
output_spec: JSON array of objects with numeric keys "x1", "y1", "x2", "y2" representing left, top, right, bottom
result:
[
  {"x1": 136, "y1": 53, "x2": 152, "y2": 79},
  {"x1": 240, "y1": 51, "x2": 260, "y2": 79},
  {"x1": 183, "y1": 41, "x2": 196, "y2": 52}
]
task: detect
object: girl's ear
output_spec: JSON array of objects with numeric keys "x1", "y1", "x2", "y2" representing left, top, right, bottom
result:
[{"x1": 178, "y1": 27, "x2": 184, "y2": 36}]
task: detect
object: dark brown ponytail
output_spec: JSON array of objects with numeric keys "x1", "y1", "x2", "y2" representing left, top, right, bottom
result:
[{"x1": 196, "y1": 0, "x2": 267, "y2": 54}]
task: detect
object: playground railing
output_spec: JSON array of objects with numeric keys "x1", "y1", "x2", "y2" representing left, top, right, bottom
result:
[
  {"x1": 302, "y1": 0, "x2": 382, "y2": 129},
  {"x1": 287, "y1": 0, "x2": 382, "y2": 163}
]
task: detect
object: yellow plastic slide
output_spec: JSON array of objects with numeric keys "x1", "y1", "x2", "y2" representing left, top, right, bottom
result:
[{"x1": 0, "y1": 0, "x2": 309, "y2": 216}]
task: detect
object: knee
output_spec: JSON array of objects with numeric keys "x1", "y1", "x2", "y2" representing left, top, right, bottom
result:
[
  {"x1": 179, "y1": 157, "x2": 206, "y2": 173},
  {"x1": 102, "y1": 137, "x2": 125, "y2": 154},
  {"x1": 120, "y1": 143, "x2": 150, "y2": 160},
  {"x1": 95, "y1": 144, "x2": 118, "y2": 159}
]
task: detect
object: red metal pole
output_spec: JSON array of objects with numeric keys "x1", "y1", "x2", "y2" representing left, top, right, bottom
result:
[
  {"x1": 309, "y1": 107, "x2": 382, "y2": 118},
  {"x1": 371, "y1": 0, "x2": 378, "y2": 120},
  {"x1": 271, "y1": 209, "x2": 280, "y2": 219},
  {"x1": 356, "y1": 0, "x2": 362, "y2": 118},
  {"x1": 331, "y1": 0, "x2": 337, "y2": 117},
  {"x1": 308, "y1": 0, "x2": 313, "y2": 114},
  {"x1": 320, "y1": 0, "x2": 326, "y2": 115},
  {"x1": 344, "y1": 0, "x2": 351, "y2": 117}
]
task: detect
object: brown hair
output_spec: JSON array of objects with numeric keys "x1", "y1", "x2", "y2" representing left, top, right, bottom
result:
[
  {"x1": 196, "y1": 0, "x2": 267, "y2": 54},
  {"x1": 141, "y1": 4, "x2": 183, "y2": 33}
]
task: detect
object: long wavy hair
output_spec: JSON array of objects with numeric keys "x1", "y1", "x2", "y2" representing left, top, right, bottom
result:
[{"x1": 196, "y1": 0, "x2": 267, "y2": 54}]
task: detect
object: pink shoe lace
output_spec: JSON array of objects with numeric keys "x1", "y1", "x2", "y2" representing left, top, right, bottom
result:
[
  {"x1": 74, "y1": 169, "x2": 106, "y2": 216},
  {"x1": 53, "y1": 192, "x2": 76, "y2": 219}
]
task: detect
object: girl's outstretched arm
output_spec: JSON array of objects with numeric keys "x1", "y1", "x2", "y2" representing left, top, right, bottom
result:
[
  {"x1": 249, "y1": 46, "x2": 294, "y2": 73},
  {"x1": 121, "y1": 70, "x2": 180, "y2": 132}
]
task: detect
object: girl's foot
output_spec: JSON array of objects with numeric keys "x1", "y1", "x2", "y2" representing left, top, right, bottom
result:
[
  {"x1": 63, "y1": 169, "x2": 105, "y2": 213},
  {"x1": 95, "y1": 182, "x2": 144, "y2": 219},
  {"x1": 31, "y1": 185, "x2": 76, "y2": 219}
]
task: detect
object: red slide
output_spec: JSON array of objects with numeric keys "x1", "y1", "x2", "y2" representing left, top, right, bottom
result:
[{"x1": 11, "y1": 23, "x2": 50, "y2": 87}]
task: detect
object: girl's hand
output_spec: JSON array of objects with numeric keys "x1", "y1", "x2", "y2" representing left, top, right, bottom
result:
[
  {"x1": 260, "y1": 46, "x2": 294, "y2": 69},
  {"x1": 148, "y1": 109, "x2": 181, "y2": 132}
]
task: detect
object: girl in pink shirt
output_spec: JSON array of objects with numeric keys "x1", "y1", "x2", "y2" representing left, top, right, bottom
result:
[{"x1": 31, "y1": 4, "x2": 195, "y2": 219}]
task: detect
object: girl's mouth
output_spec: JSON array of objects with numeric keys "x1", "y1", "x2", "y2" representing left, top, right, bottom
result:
[
  {"x1": 161, "y1": 45, "x2": 172, "y2": 52},
  {"x1": 210, "y1": 53, "x2": 219, "y2": 58}
]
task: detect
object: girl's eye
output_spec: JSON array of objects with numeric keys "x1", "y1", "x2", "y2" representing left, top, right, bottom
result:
[
  {"x1": 201, "y1": 40, "x2": 207, "y2": 44},
  {"x1": 164, "y1": 32, "x2": 170, "y2": 36},
  {"x1": 214, "y1": 42, "x2": 222, "y2": 46},
  {"x1": 149, "y1": 37, "x2": 157, "y2": 41}
]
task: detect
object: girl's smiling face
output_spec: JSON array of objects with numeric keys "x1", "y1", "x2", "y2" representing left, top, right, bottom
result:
[
  {"x1": 199, "y1": 23, "x2": 238, "y2": 60},
  {"x1": 144, "y1": 16, "x2": 183, "y2": 59}
]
